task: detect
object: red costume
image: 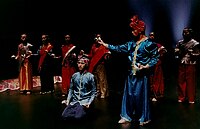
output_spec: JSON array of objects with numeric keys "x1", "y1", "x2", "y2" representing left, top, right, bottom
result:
[
  {"x1": 38, "y1": 43, "x2": 53, "y2": 71},
  {"x1": 38, "y1": 43, "x2": 55, "y2": 94},
  {"x1": 61, "y1": 44, "x2": 76, "y2": 95},
  {"x1": 16, "y1": 43, "x2": 33, "y2": 94},
  {"x1": 88, "y1": 45, "x2": 110, "y2": 72},
  {"x1": 150, "y1": 43, "x2": 166, "y2": 100},
  {"x1": 88, "y1": 43, "x2": 110, "y2": 98}
]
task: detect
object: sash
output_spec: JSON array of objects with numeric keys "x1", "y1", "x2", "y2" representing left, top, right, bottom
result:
[
  {"x1": 38, "y1": 43, "x2": 53, "y2": 70},
  {"x1": 62, "y1": 45, "x2": 76, "y2": 65},
  {"x1": 88, "y1": 45, "x2": 110, "y2": 73}
]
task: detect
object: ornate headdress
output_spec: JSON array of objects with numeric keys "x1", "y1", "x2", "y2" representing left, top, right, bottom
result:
[
  {"x1": 129, "y1": 15, "x2": 146, "y2": 33},
  {"x1": 78, "y1": 55, "x2": 89, "y2": 65}
]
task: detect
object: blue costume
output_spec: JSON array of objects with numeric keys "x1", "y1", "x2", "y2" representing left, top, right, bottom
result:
[
  {"x1": 108, "y1": 38, "x2": 159, "y2": 124},
  {"x1": 61, "y1": 70, "x2": 96, "y2": 119},
  {"x1": 67, "y1": 71, "x2": 96, "y2": 106}
]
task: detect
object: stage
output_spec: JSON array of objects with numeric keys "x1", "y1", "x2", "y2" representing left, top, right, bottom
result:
[{"x1": 0, "y1": 75, "x2": 200, "y2": 129}]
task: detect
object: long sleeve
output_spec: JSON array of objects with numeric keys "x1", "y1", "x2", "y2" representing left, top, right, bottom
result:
[
  {"x1": 67, "y1": 72, "x2": 97, "y2": 106},
  {"x1": 107, "y1": 39, "x2": 159, "y2": 74},
  {"x1": 175, "y1": 39, "x2": 200, "y2": 64},
  {"x1": 108, "y1": 41, "x2": 133, "y2": 53},
  {"x1": 143, "y1": 41, "x2": 160, "y2": 67}
]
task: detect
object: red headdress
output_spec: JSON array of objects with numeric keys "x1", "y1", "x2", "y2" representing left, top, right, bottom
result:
[{"x1": 129, "y1": 15, "x2": 146, "y2": 33}]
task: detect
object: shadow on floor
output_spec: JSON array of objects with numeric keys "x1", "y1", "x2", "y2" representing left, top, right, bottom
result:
[{"x1": 0, "y1": 82, "x2": 200, "y2": 129}]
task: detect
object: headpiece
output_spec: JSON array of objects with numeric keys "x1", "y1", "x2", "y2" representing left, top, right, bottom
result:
[
  {"x1": 78, "y1": 55, "x2": 89, "y2": 65},
  {"x1": 129, "y1": 15, "x2": 146, "y2": 33}
]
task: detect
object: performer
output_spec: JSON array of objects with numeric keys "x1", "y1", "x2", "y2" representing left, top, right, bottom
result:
[
  {"x1": 12, "y1": 33, "x2": 33, "y2": 94},
  {"x1": 60, "y1": 34, "x2": 77, "y2": 96},
  {"x1": 97, "y1": 15, "x2": 159, "y2": 125},
  {"x1": 149, "y1": 32, "x2": 167, "y2": 102},
  {"x1": 88, "y1": 34, "x2": 111, "y2": 98},
  {"x1": 61, "y1": 55, "x2": 96, "y2": 120},
  {"x1": 37, "y1": 34, "x2": 55, "y2": 94},
  {"x1": 175, "y1": 27, "x2": 200, "y2": 104}
]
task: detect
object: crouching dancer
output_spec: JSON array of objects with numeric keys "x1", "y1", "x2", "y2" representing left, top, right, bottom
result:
[{"x1": 61, "y1": 55, "x2": 97, "y2": 120}]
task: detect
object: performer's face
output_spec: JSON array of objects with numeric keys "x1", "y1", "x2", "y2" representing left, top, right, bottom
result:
[
  {"x1": 42, "y1": 35, "x2": 47, "y2": 41},
  {"x1": 132, "y1": 29, "x2": 140, "y2": 37},
  {"x1": 65, "y1": 35, "x2": 70, "y2": 41},
  {"x1": 77, "y1": 61, "x2": 87, "y2": 71},
  {"x1": 149, "y1": 32, "x2": 155, "y2": 40},
  {"x1": 21, "y1": 34, "x2": 27, "y2": 41},
  {"x1": 182, "y1": 29, "x2": 193, "y2": 42}
]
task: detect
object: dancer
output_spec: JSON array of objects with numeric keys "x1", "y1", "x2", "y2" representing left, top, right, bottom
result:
[
  {"x1": 149, "y1": 32, "x2": 167, "y2": 101},
  {"x1": 38, "y1": 34, "x2": 55, "y2": 94},
  {"x1": 88, "y1": 34, "x2": 111, "y2": 98},
  {"x1": 175, "y1": 27, "x2": 200, "y2": 104},
  {"x1": 60, "y1": 34, "x2": 77, "y2": 96},
  {"x1": 61, "y1": 55, "x2": 96, "y2": 120},
  {"x1": 12, "y1": 33, "x2": 33, "y2": 94},
  {"x1": 97, "y1": 15, "x2": 159, "y2": 125}
]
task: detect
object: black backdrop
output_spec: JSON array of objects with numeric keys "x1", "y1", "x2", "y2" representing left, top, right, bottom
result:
[{"x1": 1, "y1": 0, "x2": 200, "y2": 93}]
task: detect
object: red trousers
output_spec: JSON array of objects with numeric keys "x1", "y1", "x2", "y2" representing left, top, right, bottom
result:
[
  {"x1": 177, "y1": 64, "x2": 196, "y2": 102},
  {"x1": 150, "y1": 60, "x2": 164, "y2": 98},
  {"x1": 62, "y1": 66, "x2": 76, "y2": 94}
]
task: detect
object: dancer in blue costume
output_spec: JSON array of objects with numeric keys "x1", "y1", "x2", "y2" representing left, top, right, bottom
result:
[
  {"x1": 61, "y1": 55, "x2": 97, "y2": 120},
  {"x1": 98, "y1": 15, "x2": 159, "y2": 126}
]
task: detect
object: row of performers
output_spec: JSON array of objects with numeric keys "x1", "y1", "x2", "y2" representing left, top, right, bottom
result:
[{"x1": 11, "y1": 33, "x2": 110, "y2": 99}]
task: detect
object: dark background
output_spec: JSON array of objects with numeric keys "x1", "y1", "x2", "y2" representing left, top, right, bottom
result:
[{"x1": 1, "y1": 0, "x2": 200, "y2": 91}]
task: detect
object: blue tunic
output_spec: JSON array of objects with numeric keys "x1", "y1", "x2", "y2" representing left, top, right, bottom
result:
[
  {"x1": 108, "y1": 39, "x2": 159, "y2": 123},
  {"x1": 67, "y1": 71, "x2": 97, "y2": 106}
]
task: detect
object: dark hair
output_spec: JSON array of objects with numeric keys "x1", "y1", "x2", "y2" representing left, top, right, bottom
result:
[{"x1": 183, "y1": 27, "x2": 193, "y2": 34}]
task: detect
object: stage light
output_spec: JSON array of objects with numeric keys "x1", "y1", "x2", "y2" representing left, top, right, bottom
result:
[
  {"x1": 167, "y1": 0, "x2": 193, "y2": 47},
  {"x1": 128, "y1": 0, "x2": 194, "y2": 47},
  {"x1": 128, "y1": 0, "x2": 154, "y2": 35}
]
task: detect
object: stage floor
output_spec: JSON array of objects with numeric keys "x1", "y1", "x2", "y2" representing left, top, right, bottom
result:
[{"x1": 0, "y1": 81, "x2": 200, "y2": 129}]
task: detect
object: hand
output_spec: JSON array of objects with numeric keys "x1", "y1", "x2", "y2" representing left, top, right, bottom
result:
[
  {"x1": 38, "y1": 67, "x2": 41, "y2": 73},
  {"x1": 27, "y1": 51, "x2": 32, "y2": 54},
  {"x1": 56, "y1": 56, "x2": 62, "y2": 59},
  {"x1": 96, "y1": 37, "x2": 104, "y2": 45},
  {"x1": 51, "y1": 54, "x2": 55, "y2": 58},
  {"x1": 79, "y1": 50, "x2": 85, "y2": 54},
  {"x1": 175, "y1": 48, "x2": 180, "y2": 52},
  {"x1": 138, "y1": 64, "x2": 149, "y2": 70},
  {"x1": 84, "y1": 104, "x2": 90, "y2": 108},
  {"x1": 27, "y1": 43, "x2": 33, "y2": 47},
  {"x1": 104, "y1": 54, "x2": 110, "y2": 60},
  {"x1": 188, "y1": 49, "x2": 193, "y2": 54},
  {"x1": 15, "y1": 56, "x2": 19, "y2": 60},
  {"x1": 97, "y1": 40, "x2": 109, "y2": 48},
  {"x1": 11, "y1": 55, "x2": 16, "y2": 59},
  {"x1": 61, "y1": 100, "x2": 69, "y2": 106},
  {"x1": 97, "y1": 38, "x2": 104, "y2": 45}
]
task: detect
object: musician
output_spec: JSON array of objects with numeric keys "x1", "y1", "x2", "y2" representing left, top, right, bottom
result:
[
  {"x1": 14, "y1": 33, "x2": 33, "y2": 94},
  {"x1": 60, "y1": 34, "x2": 77, "y2": 96},
  {"x1": 37, "y1": 34, "x2": 55, "y2": 94}
]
